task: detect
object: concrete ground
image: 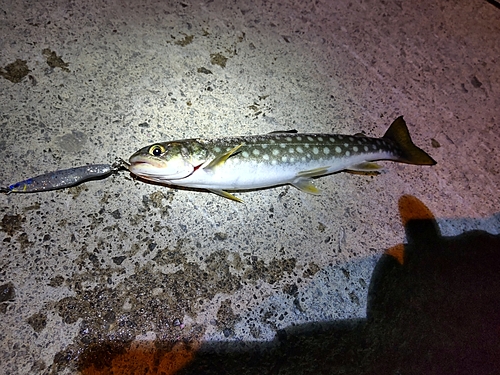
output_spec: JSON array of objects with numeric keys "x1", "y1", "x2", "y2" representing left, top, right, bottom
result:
[{"x1": 1, "y1": 0, "x2": 499, "y2": 374}]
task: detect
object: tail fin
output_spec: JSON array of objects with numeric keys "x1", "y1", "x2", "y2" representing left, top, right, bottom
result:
[{"x1": 383, "y1": 116, "x2": 437, "y2": 165}]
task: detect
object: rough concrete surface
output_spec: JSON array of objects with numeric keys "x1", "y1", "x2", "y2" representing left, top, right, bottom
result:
[{"x1": 0, "y1": 0, "x2": 499, "y2": 374}]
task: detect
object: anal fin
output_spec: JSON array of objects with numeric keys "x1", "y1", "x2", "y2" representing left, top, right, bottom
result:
[{"x1": 346, "y1": 162, "x2": 383, "y2": 172}]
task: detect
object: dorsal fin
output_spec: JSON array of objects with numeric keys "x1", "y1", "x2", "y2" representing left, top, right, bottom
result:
[{"x1": 268, "y1": 129, "x2": 298, "y2": 134}]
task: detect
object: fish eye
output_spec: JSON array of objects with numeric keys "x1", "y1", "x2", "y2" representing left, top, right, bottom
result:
[{"x1": 149, "y1": 145, "x2": 165, "y2": 157}]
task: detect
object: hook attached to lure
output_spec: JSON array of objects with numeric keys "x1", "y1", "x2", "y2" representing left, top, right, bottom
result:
[{"x1": 1, "y1": 159, "x2": 129, "y2": 194}]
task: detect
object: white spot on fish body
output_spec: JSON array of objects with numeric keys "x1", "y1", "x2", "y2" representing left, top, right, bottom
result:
[
  {"x1": 272, "y1": 149, "x2": 280, "y2": 156},
  {"x1": 296, "y1": 136, "x2": 302, "y2": 141},
  {"x1": 353, "y1": 146, "x2": 359, "y2": 152},
  {"x1": 335, "y1": 146, "x2": 342, "y2": 154},
  {"x1": 263, "y1": 154, "x2": 269, "y2": 160},
  {"x1": 253, "y1": 149, "x2": 260, "y2": 156},
  {"x1": 364, "y1": 146, "x2": 369, "y2": 152},
  {"x1": 282, "y1": 156, "x2": 288, "y2": 162},
  {"x1": 289, "y1": 148, "x2": 295, "y2": 154},
  {"x1": 286, "y1": 137, "x2": 292, "y2": 142},
  {"x1": 323, "y1": 147, "x2": 330, "y2": 155},
  {"x1": 345, "y1": 151, "x2": 350, "y2": 156},
  {"x1": 317, "y1": 136, "x2": 324, "y2": 142},
  {"x1": 313, "y1": 147, "x2": 319, "y2": 155},
  {"x1": 214, "y1": 147, "x2": 221, "y2": 153},
  {"x1": 296, "y1": 146, "x2": 303, "y2": 153},
  {"x1": 280, "y1": 143, "x2": 286, "y2": 148},
  {"x1": 349, "y1": 137, "x2": 354, "y2": 141},
  {"x1": 242, "y1": 151, "x2": 250, "y2": 158},
  {"x1": 307, "y1": 136, "x2": 314, "y2": 141}
]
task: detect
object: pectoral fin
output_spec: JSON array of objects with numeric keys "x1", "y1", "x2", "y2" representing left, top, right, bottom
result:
[
  {"x1": 208, "y1": 189, "x2": 244, "y2": 203},
  {"x1": 205, "y1": 143, "x2": 245, "y2": 170}
]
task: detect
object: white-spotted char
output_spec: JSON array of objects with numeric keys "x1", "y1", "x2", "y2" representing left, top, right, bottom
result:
[{"x1": 128, "y1": 116, "x2": 436, "y2": 202}]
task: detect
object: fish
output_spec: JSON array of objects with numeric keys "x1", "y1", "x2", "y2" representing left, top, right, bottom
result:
[
  {"x1": 128, "y1": 116, "x2": 436, "y2": 202},
  {"x1": 1, "y1": 160, "x2": 127, "y2": 194}
]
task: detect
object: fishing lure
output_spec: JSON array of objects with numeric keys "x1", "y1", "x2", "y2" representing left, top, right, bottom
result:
[{"x1": 1, "y1": 160, "x2": 128, "y2": 194}]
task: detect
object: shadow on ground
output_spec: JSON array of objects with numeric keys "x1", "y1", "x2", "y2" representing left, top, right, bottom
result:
[{"x1": 76, "y1": 195, "x2": 500, "y2": 375}]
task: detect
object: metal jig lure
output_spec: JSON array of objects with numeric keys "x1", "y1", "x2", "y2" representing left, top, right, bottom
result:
[{"x1": 1, "y1": 159, "x2": 129, "y2": 194}]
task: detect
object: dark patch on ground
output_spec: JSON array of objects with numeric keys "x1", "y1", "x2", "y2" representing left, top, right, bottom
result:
[
  {"x1": 17, "y1": 231, "x2": 34, "y2": 250},
  {"x1": 156, "y1": 250, "x2": 242, "y2": 315},
  {"x1": 22, "y1": 202, "x2": 41, "y2": 212},
  {"x1": 56, "y1": 130, "x2": 88, "y2": 153},
  {"x1": 65, "y1": 182, "x2": 88, "y2": 199},
  {"x1": 1, "y1": 214, "x2": 25, "y2": 236},
  {"x1": 111, "y1": 255, "x2": 126, "y2": 265},
  {"x1": 48, "y1": 275, "x2": 65, "y2": 287},
  {"x1": 152, "y1": 239, "x2": 187, "y2": 266},
  {"x1": 197, "y1": 67, "x2": 213, "y2": 74},
  {"x1": 0, "y1": 282, "x2": 15, "y2": 314},
  {"x1": 210, "y1": 53, "x2": 228, "y2": 68},
  {"x1": 217, "y1": 299, "x2": 239, "y2": 338},
  {"x1": 0, "y1": 59, "x2": 31, "y2": 83},
  {"x1": 44, "y1": 244, "x2": 300, "y2": 373},
  {"x1": 31, "y1": 359, "x2": 47, "y2": 372},
  {"x1": 174, "y1": 34, "x2": 194, "y2": 46},
  {"x1": 140, "y1": 191, "x2": 175, "y2": 217},
  {"x1": 302, "y1": 262, "x2": 320, "y2": 278},
  {"x1": 470, "y1": 75, "x2": 482, "y2": 88},
  {"x1": 244, "y1": 256, "x2": 296, "y2": 284},
  {"x1": 431, "y1": 138, "x2": 441, "y2": 148},
  {"x1": 0, "y1": 282, "x2": 15, "y2": 302},
  {"x1": 214, "y1": 232, "x2": 227, "y2": 241},
  {"x1": 42, "y1": 48, "x2": 70, "y2": 72},
  {"x1": 27, "y1": 312, "x2": 47, "y2": 333}
]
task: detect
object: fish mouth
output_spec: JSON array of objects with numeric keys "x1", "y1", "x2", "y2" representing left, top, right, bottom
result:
[
  {"x1": 128, "y1": 156, "x2": 195, "y2": 182},
  {"x1": 128, "y1": 157, "x2": 169, "y2": 180},
  {"x1": 129, "y1": 154, "x2": 167, "y2": 168}
]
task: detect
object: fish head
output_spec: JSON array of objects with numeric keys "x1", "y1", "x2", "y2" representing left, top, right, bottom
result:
[{"x1": 129, "y1": 140, "x2": 206, "y2": 182}]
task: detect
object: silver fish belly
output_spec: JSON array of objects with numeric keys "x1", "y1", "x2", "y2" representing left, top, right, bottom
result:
[{"x1": 128, "y1": 116, "x2": 436, "y2": 202}]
